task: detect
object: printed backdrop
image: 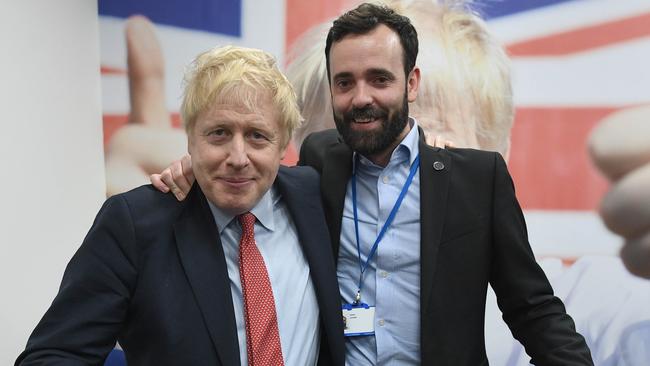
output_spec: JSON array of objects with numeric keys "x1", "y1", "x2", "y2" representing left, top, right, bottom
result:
[
  {"x1": 99, "y1": 0, "x2": 650, "y2": 256},
  {"x1": 99, "y1": 1, "x2": 650, "y2": 364}
]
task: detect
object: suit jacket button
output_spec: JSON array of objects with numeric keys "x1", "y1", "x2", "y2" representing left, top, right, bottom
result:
[{"x1": 433, "y1": 161, "x2": 445, "y2": 171}]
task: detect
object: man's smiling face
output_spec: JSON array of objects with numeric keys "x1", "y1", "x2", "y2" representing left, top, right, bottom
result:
[
  {"x1": 329, "y1": 24, "x2": 419, "y2": 164},
  {"x1": 188, "y1": 93, "x2": 286, "y2": 215}
]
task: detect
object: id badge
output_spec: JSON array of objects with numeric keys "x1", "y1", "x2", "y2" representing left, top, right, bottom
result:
[{"x1": 342, "y1": 303, "x2": 375, "y2": 337}]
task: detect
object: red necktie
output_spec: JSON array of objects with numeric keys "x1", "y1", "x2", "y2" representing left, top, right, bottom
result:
[{"x1": 238, "y1": 212, "x2": 285, "y2": 366}]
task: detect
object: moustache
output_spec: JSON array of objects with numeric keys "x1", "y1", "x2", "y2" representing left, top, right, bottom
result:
[{"x1": 344, "y1": 106, "x2": 387, "y2": 121}]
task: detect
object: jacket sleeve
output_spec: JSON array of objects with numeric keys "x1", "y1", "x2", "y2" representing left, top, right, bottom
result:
[
  {"x1": 16, "y1": 195, "x2": 138, "y2": 366},
  {"x1": 489, "y1": 152, "x2": 594, "y2": 365}
]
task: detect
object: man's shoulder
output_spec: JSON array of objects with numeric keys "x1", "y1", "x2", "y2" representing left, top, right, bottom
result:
[
  {"x1": 419, "y1": 146, "x2": 508, "y2": 183},
  {"x1": 302, "y1": 129, "x2": 342, "y2": 148},
  {"x1": 428, "y1": 146, "x2": 503, "y2": 169},
  {"x1": 105, "y1": 184, "x2": 188, "y2": 223},
  {"x1": 298, "y1": 129, "x2": 345, "y2": 172},
  {"x1": 444, "y1": 146, "x2": 498, "y2": 160},
  {"x1": 115, "y1": 184, "x2": 182, "y2": 207},
  {"x1": 279, "y1": 164, "x2": 319, "y2": 179},
  {"x1": 278, "y1": 165, "x2": 320, "y2": 192}
]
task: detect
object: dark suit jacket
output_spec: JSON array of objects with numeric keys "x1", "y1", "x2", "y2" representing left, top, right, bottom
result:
[
  {"x1": 16, "y1": 166, "x2": 345, "y2": 366},
  {"x1": 299, "y1": 129, "x2": 593, "y2": 366}
]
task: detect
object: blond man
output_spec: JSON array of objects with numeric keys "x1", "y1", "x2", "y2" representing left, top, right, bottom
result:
[{"x1": 17, "y1": 46, "x2": 345, "y2": 366}]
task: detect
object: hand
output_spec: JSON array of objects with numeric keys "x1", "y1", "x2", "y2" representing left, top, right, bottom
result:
[
  {"x1": 104, "y1": 16, "x2": 187, "y2": 197},
  {"x1": 588, "y1": 105, "x2": 650, "y2": 278},
  {"x1": 150, "y1": 154, "x2": 195, "y2": 201},
  {"x1": 426, "y1": 134, "x2": 455, "y2": 149}
]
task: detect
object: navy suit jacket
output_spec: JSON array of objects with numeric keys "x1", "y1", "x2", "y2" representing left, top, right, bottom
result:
[
  {"x1": 299, "y1": 129, "x2": 593, "y2": 366},
  {"x1": 17, "y1": 165, "x2": 345, "y2": 366}
]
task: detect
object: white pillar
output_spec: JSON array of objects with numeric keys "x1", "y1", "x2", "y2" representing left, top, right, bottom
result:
[{"x1": 0, "y1": 1, "x2": 105, "y2": 363}]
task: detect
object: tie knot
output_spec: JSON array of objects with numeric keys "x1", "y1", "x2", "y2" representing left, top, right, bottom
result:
[{"x1": 238, "y1": 212, "x2": 256, "y2": 234}]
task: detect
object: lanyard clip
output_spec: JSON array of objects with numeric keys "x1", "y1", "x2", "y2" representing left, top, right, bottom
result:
[{"x1": 353, "y1": 290, "x2": 361, "y2": 305}]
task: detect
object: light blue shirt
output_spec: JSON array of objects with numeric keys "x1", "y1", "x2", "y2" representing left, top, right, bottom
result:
[
  {"x1": 338, "y1": 118, "x2": 422, "y2": 365},
  {"x1": 208, "y1": 186, "x2": 320, "y2": 366}
]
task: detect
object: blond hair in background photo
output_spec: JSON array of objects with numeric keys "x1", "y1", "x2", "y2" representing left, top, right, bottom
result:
[{"x1": 288, "y1": 0, "x2": 513, "y2": 159}]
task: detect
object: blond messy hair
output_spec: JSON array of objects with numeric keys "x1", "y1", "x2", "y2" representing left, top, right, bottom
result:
[
  {"x1": 289, "y1": 0, "x2": 513, "y2": 157},
  {"x1": 402, "y1": 0, "x2": 513, "y2": 156},
  {"x1": 181, "y1": 45, "x2": 302, "y2": 147}
]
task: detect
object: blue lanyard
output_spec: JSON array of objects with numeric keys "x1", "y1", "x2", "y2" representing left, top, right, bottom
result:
[{"x1": 351, "y1": 154, "x2": 420, "y2": 304}]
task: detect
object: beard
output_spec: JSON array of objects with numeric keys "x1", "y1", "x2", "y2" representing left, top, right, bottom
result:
[{"x1": 333, "y1": 93, "x2": 409, "y2": 158}]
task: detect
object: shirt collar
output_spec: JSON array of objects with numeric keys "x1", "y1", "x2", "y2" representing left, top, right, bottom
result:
[
  {"x1": 400, "y1": 117, "x2": 420, "y2": 166},
  {"x1": 354, "y1": 117, "x2": 420, "y2": 170},
  {"x1": 207, "y1": 185, "x2": 278, "y2": 234}
]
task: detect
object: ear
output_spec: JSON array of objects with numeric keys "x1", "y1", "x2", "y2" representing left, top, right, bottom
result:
[{"x1": 406, "y1": 66, "x2": 420, "y2": 103}]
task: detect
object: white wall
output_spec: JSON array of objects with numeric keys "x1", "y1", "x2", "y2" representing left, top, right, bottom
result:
[{"x1": 0, "y1": 1, "x2": 105, "y2": 363}]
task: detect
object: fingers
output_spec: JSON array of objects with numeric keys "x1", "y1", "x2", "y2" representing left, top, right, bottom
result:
[
  {"x1": 431, "y1": 135, "x2": 455, "y2": 149},
  {"x1": 150, "y1": 173, "x2": 170, "y2": 193},
  {"x1": 106, "y1": 125, "x2": 187, "y2": 197},
  {"x1": 171, "y1": 157, "x2": 193, "y2": 200},
  {"x1": 591, "y1": 106, "x2": 650, "y2": 279},
  {"x1": 599, "y1": 163, "x2": 650, "y2": 238},
  {"x1": 125, "y1": 15, "x2": 170, "y2": 128},
  {"x1": 423, "y1": 133, "x2": 443, "y2": 148},
  {"x1": 107, "y1": 124, "x2": 187, "y2": 171},
  {"x1": 620, "y1": 231, "x2": 650, "y2": 279},
  {"x1": 180, "y1": 154, "x2": 193, "y2": 178},
  {"x1": 588, "y1": 105, "x2": 650, "y2": 181},
  {"x1": 105, "y1": 156, "x2": 150, "y2": 197},
  {"x1": 156, "y1": 158, "x2": 193, "y2": 201},
  {"x1": 433, "y1": 135, "x2": 444, "y2": 148}
]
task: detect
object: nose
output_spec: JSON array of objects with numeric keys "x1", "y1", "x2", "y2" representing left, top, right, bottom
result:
[
  {"x1": 226, "y1": 135, "x2": 249, "y2": 168},
  {"x1": 351, "y1": 82, "x2": 373, "y2": 109}
]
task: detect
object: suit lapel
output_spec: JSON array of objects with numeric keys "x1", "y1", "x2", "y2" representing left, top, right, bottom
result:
[
  {"x1": 276, "y1": 167, "x2": 345, "y2": 365},
  {"x1": 174, "y1": 185, "x2": 240, "y2": 366},
  {"x1": 418, "y1": 136, "x2": 451, "y2": 314},
  {"x1": 320, "y1": 143, "x2": 353, "y2": 259}
]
